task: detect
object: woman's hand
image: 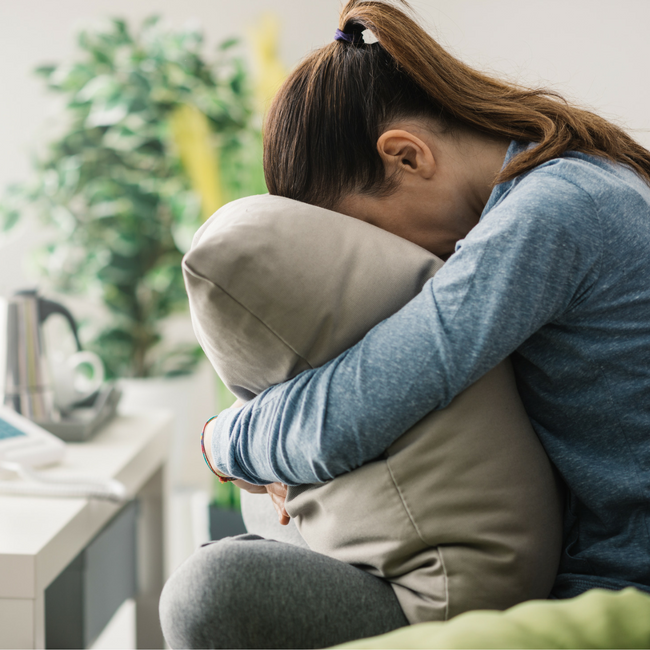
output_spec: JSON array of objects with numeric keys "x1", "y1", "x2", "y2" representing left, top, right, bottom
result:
[
  {"x1": 265, "y1": 482, "x2": 290, "y2": 526},
  {"x1": 233, "y1": 479, "x2": 290, "y2": 526},
  {"x1": 209, "y1": 398, "x2": 291, "y2": 525}
]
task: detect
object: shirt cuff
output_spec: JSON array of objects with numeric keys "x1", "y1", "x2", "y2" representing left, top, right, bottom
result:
[{"x1": 210, "y1": 405, "x2": 270, "y2": 486}]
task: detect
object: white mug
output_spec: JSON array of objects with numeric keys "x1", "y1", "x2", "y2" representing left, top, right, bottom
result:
[{"x1": 51, "y1": 351, "x2": 105, "y2": 412}]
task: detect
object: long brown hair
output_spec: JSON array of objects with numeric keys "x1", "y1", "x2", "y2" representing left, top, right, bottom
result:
[{"x1": 264, "y1": 0, "x2": 650, "y2": 209}]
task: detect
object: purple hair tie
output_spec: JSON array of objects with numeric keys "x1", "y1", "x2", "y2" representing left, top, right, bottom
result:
[{"x1": 334, "y1": 27, "x2": 364, "y2": 45}]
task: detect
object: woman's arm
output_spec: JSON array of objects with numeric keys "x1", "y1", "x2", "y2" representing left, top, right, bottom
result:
[
  {"x1": 211, "y1": 172, "x2": 601, "y2": 486},
  {"x1": 204, "y1": 408, "x2": 291, "y2": 523}
]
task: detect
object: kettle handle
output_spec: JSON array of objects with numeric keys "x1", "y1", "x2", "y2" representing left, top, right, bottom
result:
[{"x1": 38, "y1": 298, "x2": 83, "y2": 351}]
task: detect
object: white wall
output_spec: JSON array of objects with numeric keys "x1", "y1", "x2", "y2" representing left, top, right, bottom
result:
[
  {"x1": 414, "y1": 0, "x2": 650, "y2": 146},
  {"x1": 1, "y1": 0, "x2": 649, "y2": 295}
]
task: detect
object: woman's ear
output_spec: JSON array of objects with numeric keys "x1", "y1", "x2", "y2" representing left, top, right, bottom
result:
[{"x1": 376, "y1": 129, "x2": 436, "y2": 180}]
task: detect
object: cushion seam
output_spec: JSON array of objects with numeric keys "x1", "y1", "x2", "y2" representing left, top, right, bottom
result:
[
  {"x1": 386, "y1": 459, "x2": 428, "y2": 546},
  {"x1": 386, "y1": 459, "x2": 450, "y2": 618},
  {"x1": 184, "y1": 261, "x2": 314, "y2": 371},
  {"x1": 438, "y1": 547, "x2": 450, "y2": 621}
]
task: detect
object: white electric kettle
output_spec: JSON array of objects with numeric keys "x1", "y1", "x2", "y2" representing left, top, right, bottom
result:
[{"x1": 0, "y1": 290, "x2": 104, "y2": 421}]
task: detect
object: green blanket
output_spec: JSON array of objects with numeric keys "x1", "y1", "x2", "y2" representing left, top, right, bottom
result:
[{"x1": 336, "y1": 588, "x2": 650, "y2": 649}]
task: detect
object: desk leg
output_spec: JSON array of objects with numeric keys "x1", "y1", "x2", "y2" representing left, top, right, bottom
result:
[
  {"x1": 0, "y1": 594, "x2": 44, "y2": 649},
  {"x1": 135, "y1": 466, "x2": 166, "y2": 649}
]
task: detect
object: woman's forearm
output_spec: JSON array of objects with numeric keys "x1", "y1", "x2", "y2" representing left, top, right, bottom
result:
[
  {"x1": 211, "y1": 286, "x2": 465, "y2": 485},
  {"x1": 210, "y1": 273, "x2": 540, "y2": 485}
]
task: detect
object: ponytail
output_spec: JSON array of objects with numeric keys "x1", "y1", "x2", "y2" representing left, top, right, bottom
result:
[{"x1": 264, "y1": 0, "x2": 650, "y2": 208}]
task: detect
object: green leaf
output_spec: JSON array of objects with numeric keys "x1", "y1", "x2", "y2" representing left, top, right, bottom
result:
[
  {"x1": 217, "y1": 37, "x2": 240, "y2": 52},
  {"x1": 2, "y1": 16, "x2": 264, "y2": 377},
  {"x1": 34, "y1": 64, "x2": 57, "y2": 79}
]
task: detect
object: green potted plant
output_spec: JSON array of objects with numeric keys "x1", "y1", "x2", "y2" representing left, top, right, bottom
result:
[
  {"x1": 0, "y1": 16, "x2": 265, "y2": 379},
  {"x1": 209, "y1": 480, "x2": 246, "y2": 540},
  {"x1": 0, "y1": 17, "x2": 269, "y2": 561}
]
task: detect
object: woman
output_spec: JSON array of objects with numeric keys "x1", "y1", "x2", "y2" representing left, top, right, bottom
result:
[{"x1": 160, "y1": 1, "x2": 650, "y2": 648}]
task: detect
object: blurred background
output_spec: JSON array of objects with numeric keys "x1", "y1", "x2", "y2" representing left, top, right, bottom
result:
[{"x1": 1, "y1": 0, "x2": 648, "y2": 646}]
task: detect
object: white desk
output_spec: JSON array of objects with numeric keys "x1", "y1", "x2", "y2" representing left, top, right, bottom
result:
[{"x1": 0, "y1": 412, "x2": 171, "y2": 649}]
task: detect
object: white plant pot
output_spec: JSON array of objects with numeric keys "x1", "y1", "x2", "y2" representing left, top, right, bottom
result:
[{"x1": 118, "y1": 361, "x2": 217, "y2": 492}]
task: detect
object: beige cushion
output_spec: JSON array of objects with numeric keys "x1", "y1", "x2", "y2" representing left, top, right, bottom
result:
[{"x1": 183, "y1": 194, "x2": 563, "y2": 624}]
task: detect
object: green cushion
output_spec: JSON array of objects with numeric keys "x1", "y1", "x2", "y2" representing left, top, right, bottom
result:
[{"x1": 335, "y1": 588, "x2": 650, "y2": 649}]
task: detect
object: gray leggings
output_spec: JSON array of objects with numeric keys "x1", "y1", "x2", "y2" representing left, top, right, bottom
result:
[{"x1": 159, "y1": 531, "x2": 408, "y2": 649}]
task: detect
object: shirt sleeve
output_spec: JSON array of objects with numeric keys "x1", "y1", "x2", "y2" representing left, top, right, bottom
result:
[{"x1": 211, "y1": 170, "x2": 603, "y2": 486}]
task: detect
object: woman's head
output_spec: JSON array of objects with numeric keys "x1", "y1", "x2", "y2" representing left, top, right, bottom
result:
[
  {"x1": 263, "y1": 17, "x2": 442, "y2": 211},
  {"x1": 264, "y1": 0, "x2": 650, "y2": 244}
]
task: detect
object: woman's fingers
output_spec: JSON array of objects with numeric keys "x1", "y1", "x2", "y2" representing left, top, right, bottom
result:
[
  {"x1": 266, "y1": 482, "x2": 290, "y2": 525},
  {"x1": 231, "y1": 479, "x2": 290, "y2": 525}
]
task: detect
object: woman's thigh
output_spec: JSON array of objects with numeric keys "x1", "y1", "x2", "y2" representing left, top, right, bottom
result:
[{"x1": 159, "y1": 534, "x2": 409, "y2": 649}]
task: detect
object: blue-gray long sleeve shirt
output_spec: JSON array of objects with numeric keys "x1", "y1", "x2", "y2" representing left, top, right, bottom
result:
[{"x1": 211, "y1": 141, "x2": 650, "y2": 596}]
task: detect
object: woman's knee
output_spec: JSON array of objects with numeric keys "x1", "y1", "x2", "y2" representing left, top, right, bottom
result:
[{"x1": 159, "y1": 534, "x2": 264, "y2": 649}]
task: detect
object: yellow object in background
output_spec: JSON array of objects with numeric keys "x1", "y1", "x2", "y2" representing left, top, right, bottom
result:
[
  {"x1": 247, "y1": 13, "x2": 288, "y2": 116},
  {"x1": 169, "y1": 103, "x2": 224, "y2": 221},
  {"x1": 170, "y1": 16, "x2": 285, "y2": 220}
]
